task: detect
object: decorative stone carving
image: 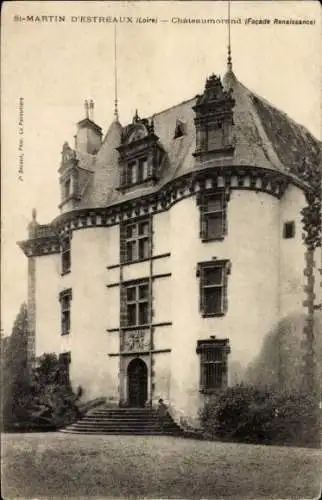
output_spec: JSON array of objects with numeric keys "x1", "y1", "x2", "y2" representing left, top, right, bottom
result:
[{"x1": 123, "y1": 329, "x2": 150, "y2": 352}]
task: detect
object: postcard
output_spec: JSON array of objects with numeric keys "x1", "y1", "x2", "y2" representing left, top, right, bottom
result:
[{"x1": 2, "y1": 1, "x2": 321, "y2": 499}]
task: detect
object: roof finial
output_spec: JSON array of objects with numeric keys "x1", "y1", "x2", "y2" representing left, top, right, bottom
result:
[
  {"x1": 32, "y1": 208, "x2": 37, "y2": 221},
  {"x1": 227, "y1": 0, "x2": 233, "y2": 72},
  {"x1": 89, "y1": 99, "x2": 94, "y2": 121},
  {"x1": 114, "y1": 24, "x2": 119, "y2": 121},
  {"x1": 133, "y1": 109, "x2": 140, "y2": 123},
  {"x1": 84, "y1": 99, "x2": 89, "y2": 119}
]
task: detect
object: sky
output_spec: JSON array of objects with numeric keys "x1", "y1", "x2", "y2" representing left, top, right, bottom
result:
[{"x1": 1, "y1": 0, "x2": 321, "y2": 336}]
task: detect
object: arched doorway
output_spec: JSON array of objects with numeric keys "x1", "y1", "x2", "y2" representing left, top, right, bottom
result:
[{"x1": 127, "y1": 358, "x2": 148, "y2": 407}]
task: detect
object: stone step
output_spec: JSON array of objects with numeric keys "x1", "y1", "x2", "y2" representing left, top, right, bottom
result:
[
  {"x1": 83, "y1": 415, "x2": 159, "y2": 421},
  {"x1": 60, "y1": 429, "x2": 174, "y2": 435},
  {"x1": 66, "y1": 421, "x2": 180, "y2": 429},
  {"x1": 60, "y1": 405, "x2": 184, "y2": 436},
  {"x1": 89, "y1": 410, "x2": 158, "y2": 416}
]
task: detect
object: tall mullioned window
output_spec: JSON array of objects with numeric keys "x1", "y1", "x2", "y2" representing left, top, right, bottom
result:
[
  {"x1": 122, "y1": 219, "x2": 150, "y2": 263},
  {"x1": 61, "y1": 235, "x2": 71, "y2": 274},
  {"x1": 197, "y1": 260, "x2": 231, "y2": 317},
  {"x1": 125, "y1": 281, "x2": 150, "y2": 327},
  {"x1": 59, "y1": 289, "x2": 72, "y2": 335},
  {"x1": 199, "y1": 191, "x2": 227, "y2": 241}
]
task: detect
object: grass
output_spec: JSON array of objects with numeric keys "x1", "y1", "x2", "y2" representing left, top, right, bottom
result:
[{"x1": 2, "y1": 432, "x2": 321, "y2": 499}]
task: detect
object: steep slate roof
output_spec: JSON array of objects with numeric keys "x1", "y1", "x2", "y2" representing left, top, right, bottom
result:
[{"x1": 74, "y1": 70, "x2": 321, "y2": 211}]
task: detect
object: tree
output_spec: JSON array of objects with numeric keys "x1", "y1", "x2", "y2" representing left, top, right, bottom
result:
[
  {"x1": 1, "y1": 303, "x2": 30, "y2": 428},
  {"x1": 299, "y1": 156, "x2": 321, "y2": 394}
]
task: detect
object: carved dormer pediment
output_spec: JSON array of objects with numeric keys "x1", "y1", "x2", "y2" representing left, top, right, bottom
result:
[
  {"x1": 60, "y1": 142, "x2": 77, "y2": 171},
  {"x1": 120, "y1": 112, "x2": 157, "y2": 151},
  {"x1": 195, "y1": 74, "x2": 234, "y2": 109},
  {"x1": 117, "y1": 112, "x2": 164, "y2": 191},
  {"x1": 193, "y1": 75, "x2": 235, "y2": 160}
]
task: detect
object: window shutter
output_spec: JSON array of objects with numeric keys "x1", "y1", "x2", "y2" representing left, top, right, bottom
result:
[
  {"x1": 120, "y1": 223, "x2": 127, "y2": 264},
  {"x1": 222, "y1": 191, "x2": 227, "y2": 236},
  {"x1": 199, "y1": 266, "x2": 205, "y2": 314},
  {"x1": 222, "y1": 262, "x2": 230, "y2": 314},
  {"x1": 120, "y1": 163, "x2": 126, "y2": 188},
  {"x1": 200, "y1": 352, "x2": 206, "y2": 391},
  {"x1": 199, "y1": 200, "x2": 207, "y2": 239}
]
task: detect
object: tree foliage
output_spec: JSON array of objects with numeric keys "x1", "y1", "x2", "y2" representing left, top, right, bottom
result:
[
  {"x1": 1, "y1": 303, "x2": 30, "y2": 428},
  {"x1": 1, "y1": 305, "x2": 82, "y2": 430},
  {"x1": 299, "y1": 158, "x2": 321, "y2": 249},
  {"x1": 199, "y1": 386, "x2": 320, "y2": 448}
]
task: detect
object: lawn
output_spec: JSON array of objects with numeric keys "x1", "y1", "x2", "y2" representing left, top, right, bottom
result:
[{"x1": 1, "y1": 432, "x2": 321, "y2": 499}]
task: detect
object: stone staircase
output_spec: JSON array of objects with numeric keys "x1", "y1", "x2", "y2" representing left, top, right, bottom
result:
[{"x1": 60, "y1": 406, "x2": 184, "y2": 436}]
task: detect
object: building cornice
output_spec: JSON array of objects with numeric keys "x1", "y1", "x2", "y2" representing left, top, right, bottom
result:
[
  {"x1": 18, "y1": 164, "x2": 309, "y2": 257},
  {"x1": 18, "y1": 235, "x2": 60, "y2": 257}
]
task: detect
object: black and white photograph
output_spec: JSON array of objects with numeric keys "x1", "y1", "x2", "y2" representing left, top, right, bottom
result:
[{"x1": 1, "y1": 1, "x2": 321, "y2": 498}]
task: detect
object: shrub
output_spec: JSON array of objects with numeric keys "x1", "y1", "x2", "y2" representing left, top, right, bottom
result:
[
  {"x1": 3, "y1": 353, "x2": 83, "y2": 431},
  {"x1": 199, "y1": 386, "x2": 320, "y2": 448}
]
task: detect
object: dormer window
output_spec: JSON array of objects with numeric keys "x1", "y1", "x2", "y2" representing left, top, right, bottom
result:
[
  {"x1": 193, "y1": 74, "x2": 235, "y2": 158},
  {"x1": 117, "y1": 115, "x2": 164, "y2": 191},
  {"x1": 126, "y1": 157, "x2": 149, "y2": 186},
  {"x1": 64, "y1": 178, "x2": 71, "y2": 199},
  {"x1": 125, "y1": 157, "x2": 149, "y2": 186},
  {"x1": 174, "y1": 120, "x2": 186, "y2": 139}
]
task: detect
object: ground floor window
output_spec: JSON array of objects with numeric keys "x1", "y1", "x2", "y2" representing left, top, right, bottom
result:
[{"x1": 196, "y1": 338, "x2": 230, "y2": 392}]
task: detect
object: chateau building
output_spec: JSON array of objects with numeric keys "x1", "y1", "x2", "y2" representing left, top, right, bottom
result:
[{"x1": 19, "y1": 65, "x2": 321, "y2": 423}]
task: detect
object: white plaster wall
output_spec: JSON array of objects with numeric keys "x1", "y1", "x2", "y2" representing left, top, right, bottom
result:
[
  {"x1": 106, "y1": 286, "x2": 120, "y2": 331},
  {"x1": 107, "y1": 225, "x2": 119, "y2": 266},
  {"x1": 153, "y1": 352, "x2": 171, "y2": 403},
  {"x1": 153, "y1": 326, "x2": 172, "y2": 351},
  {"x1": 66, "y1": 227, "x2": 118, "y2": 400},
  {"x1": 35, "y1": 254, "x2": 61, "y2": 357},
  {"x1": 153, "y1": 211, "x2": 170, "y2": 255},
  {"x1": 168, "y1": 190, "x2": 280, "y2": 418},
  {"x1": 279, "y1": 184, "x2": 307, "y2": 318},
  {"x1": 152, "y1": 277, "x2": 172, "y2": 325}
]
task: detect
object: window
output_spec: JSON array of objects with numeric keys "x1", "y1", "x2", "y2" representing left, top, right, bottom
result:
[
  {"x1": 138, "y1": 158, "x2": 149, "y2": 182},
  {"x1": 58, "y1": 352, "x2": 71, "y2": 386},
  {"x1": 196, "y1": 338, "x2": 230, "y2": 392},
  {"x1": 173, "y1": 120, "x2": 186, "y2": 139},
  {"x1": 197, "y1": 260, "x2": 230, "y2": 317},
  {"x1": 123, "y1": 219, "x2": 150, "y2": 263},
  {"x1": 207, "y1": 122, "x2": 224, "y2": 151},
  {"x1": 64, "y1": 178, "x2": 71, "y2": 199},
  {"x1": 125, "y1": 281, "x2": 149, "y2": 327},
  {"x1": 127, "y1": 161, "x2": 137, "y2": 185},
  {"x1": 59, "y1": 289, "x2": 72, "y2": 335},
  {"x1": 283, "y1": 221, "x2": 295, "y2": 239},
  {"x1": 199, "y1": 191, "x2": 226, "y2": 241},
  {"x1": 125, "y1": 157, "x2": 149, "y2": 186},
  {"x1": 61, "y1": 235, "x2": 71, "y2": 274}
]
